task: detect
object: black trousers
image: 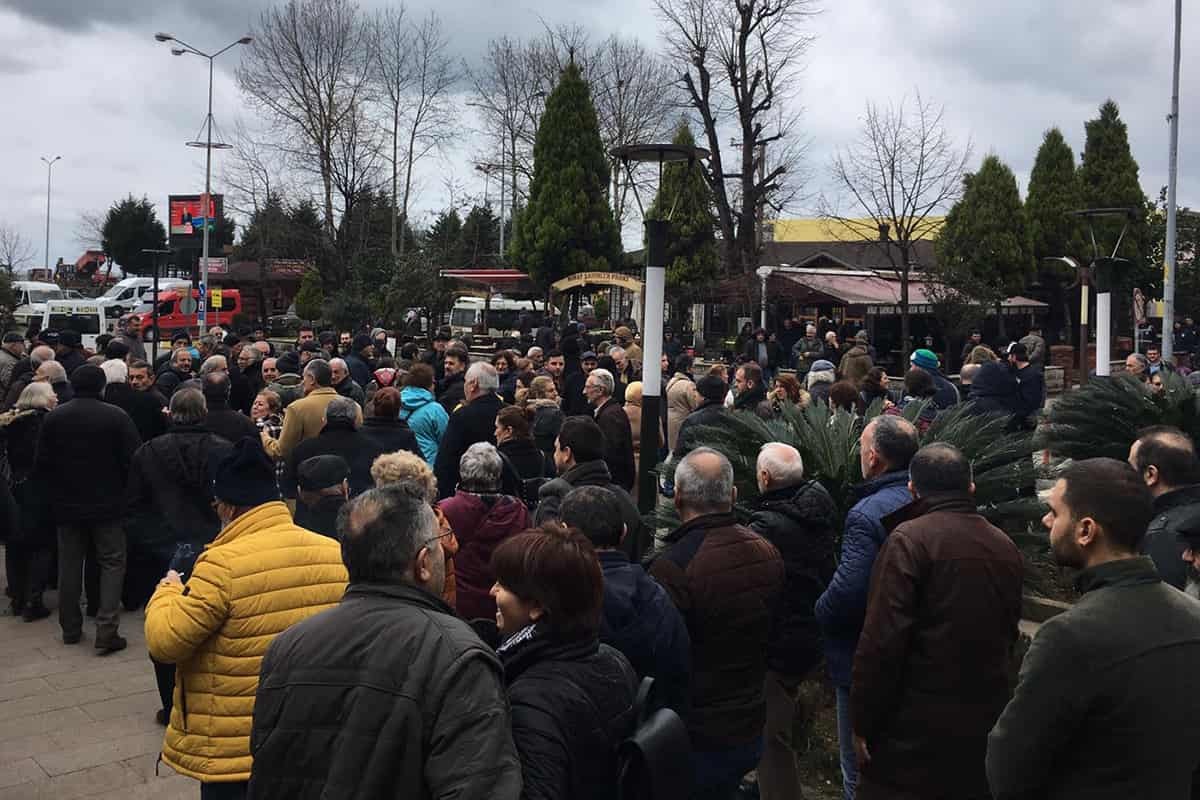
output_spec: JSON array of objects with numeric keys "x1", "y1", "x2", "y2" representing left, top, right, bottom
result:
[{"x1": 4, "y1": 540, "x2": 50, "y2": 609}]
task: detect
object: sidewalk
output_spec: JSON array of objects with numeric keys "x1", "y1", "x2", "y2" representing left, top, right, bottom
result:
[{"x1": 0, "y1": 567, "x2": 195, "y2": 799}]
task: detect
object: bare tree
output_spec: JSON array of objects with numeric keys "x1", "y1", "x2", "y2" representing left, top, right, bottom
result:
[
  {"x1": 370, "y1": 5, "x2": 412, "y2": 257},
  {"x1": 74, "y1": 212, "x2": 104, "y2": 251},
  {"x1": 657, "y1": 0, "x2": 817, "y2": 275},
  {"x1": 393, "y1": 11, "x2": 462, "y2": 256},
  {"x1": 237, "y1": 0, "x2": 373, "y2": 240},
  {"x1": 222, "y1": 119, "x2": 292, "y2": 221},
  {"x1": 821, "y1": 93, "x2": 971, "y2": 352},
  {"x1": 0, "y1": 226, "x2": 35, "y2": 271}
]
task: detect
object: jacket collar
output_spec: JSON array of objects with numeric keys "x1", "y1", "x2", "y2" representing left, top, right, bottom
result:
[
  {"x1": 596, "y1": 548, "x2": 631, "y2": 570},
  {"x1": 1075, "y1": 555, "x2": 1162, "y2": 595},
  {"x1": 562, "y1": 459, "x2": 612, "y2": 485},
  {"x1": 594, "y1": 397, "x2": 619, "y2": 417},
  {"x1": 496, "y1": 622, "x2": 600, "y2": 682},
  {"x1": 344, "y1": 580, "x2": 454, "y2": 615},
  {"x1": 208, "y1": 501, "x2": 293, "y2": 548},
  {"x1": 753, "y1": 481, "x2": 819, "y2": 508},
  {"x1": 307, "y1": 386, "x2": 337, "y2": 398},
  {"x1": 665, "y1": 511, "x2": 737, "y2": 543},
  {"x1": 322, "y1": 418, "x2": 358, "y2": 434},
  {"x1": 851, "y1": 469, "x2": 909, "y2": 501},
  {"x1": 1152, "y1": 484, "x2": 1200, "y2": 514},
  {"x1": 882, "y1": 491, "x2": 975, "y2": 532},
  {"x1": 733, "y1": 382, "x2": 767, "y2": 409}
]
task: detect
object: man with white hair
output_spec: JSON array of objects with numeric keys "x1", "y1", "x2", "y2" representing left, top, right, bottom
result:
[
  {"x1": 585, "y1": 367, "x2": 636, "y2": 492},
  {"x1": 34, "y1": 360, "x2": 73, "y2": 405},
  {"x1": 650, "y1": 447, "x2": 784, "y2": 798},
  {"x1": 3, "y1": 344, "x2": 54, "y2": 409},
  {"x1": 791, "y1": 324, "x2": 823, "y2": 374},
  {"x1": 329, "y1": 357, "x2": 366, "y2": 408},
  {"x1": 526, "y1": 346, "x2": 544, "y2": 370},
  {"x1": 746, "y1": 443, "x2": 839, "y2": 800},
  {"x1": 434, "y1": 362, "x2": 504, "y2": 500}
]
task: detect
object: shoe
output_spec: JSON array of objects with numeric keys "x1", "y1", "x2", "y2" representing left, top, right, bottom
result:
[
  {"x1": 22, "y1": 603, "x2": 50, "y2": 622},
  {"x1": 95, "y1": 635, "x2": 127, "y2": 655},
  {"x1": 85, "y1": 606, "x2": 98, "y2": 618},
  {"x1": 63, "y1": 632, "x2": 82, "y2": 645},
  {"x1": 155, "y1": 709, "x2": 169, "y2": 726}
]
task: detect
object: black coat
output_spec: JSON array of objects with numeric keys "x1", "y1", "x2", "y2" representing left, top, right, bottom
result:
[
  {"x1": 295, "y1": 495, "x2": 345, "y2": 540},
  {"x1": 0, "y1": 409, "x2": 53, "y2": 545},
  {"x1": 58, "y1": 347, "x2": 87, "y2": 377},
  {"x1": 284, "y1": 419, "x2": 388, "y2": 500},
  {"x1": 434, "y1": 394, "x2": 503, "y2": 500},
  {"x1": 1142, "y1": 484, "x2": 1200, "y2": 590},
  {"x1": 437, "y1": 371, "x2": 466, "y2": 414},
  {"x1": 499, "y1": 627, "x2": 638, "y2": 800},
  {"x1": 242, "y1": 362, "x2": 265, "y2": 414},
  {"x1": 535, "y1": 459, "x2": 648, "y2": 563},
  {"x1": 343, "y1": 352, "x2": 372, "y2": 389},
  {"x1": 202, "y1": 400, "x2": 260, "y2": 445},
  {"x1": 967, "y1": 361, "x2": 1021, "y2": 425},
  {"x1": 2, "y1": 360, "x2": 32, "y2": 409},
  {"x1": 746, "y1": 481, "x2": 838, "y2": 675},
  {"x1": 105, "y1": 383, "x2": 167, "y2": 442},
  {"x1": 228, "y1": 367, "x2": 252, "y2": 418},
  {"x1": 673, "y1": 399, "x2": 727, "y2": 459},
  {"x1": 594, "y1": 398, "x2": 636, "y2": 492},
  {"x1": 359, "y1": 416, "x2": 422, "y2": 458},
  {"x1": 497, "y1": 437, "x2": 555, "y2": 498},
  {"x1": 154, "y1": 367, "x2": 192, "y2": 399},
  {"x1": 33, "y1": 394, "x2": 141, "y2": 523},
  {"x1": 988, "y1": 557, "x2": 1200, "y2": 800},
  {"x1": 249, "y1": 582, "x2": 522, "y2": 799}
]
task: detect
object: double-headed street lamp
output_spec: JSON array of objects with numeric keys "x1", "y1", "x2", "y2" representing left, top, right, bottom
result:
[
  {"x1": 155, "y1": 31, "x2": 252, "y2": 333},
  {"x1": 39, "y1": 155, "x2": 61, "y2": 274}
]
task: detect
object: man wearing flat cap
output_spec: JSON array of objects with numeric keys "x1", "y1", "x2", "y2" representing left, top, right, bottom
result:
[
  {"x1": 295, "y1": 455, "x2": 350, "y2": 540},
  {"x1": 344, "y1": 334, "x2": 374, "y2": 388},
  {"x1": 145, "y1": 437, "x2": 347, "y2": 795},
  {"x1": 55, "y1": 329, "x2": 87, "y2": 377}
]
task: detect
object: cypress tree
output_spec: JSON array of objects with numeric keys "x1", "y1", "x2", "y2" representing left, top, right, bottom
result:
[
  {"x1": 508, "y1": 60, "x2": 621, "y2": 290},
  {"x1": 426, "y1": 209, "x2": 466, "y2": 268},
  {"x1": 647, "y1": 122, "x2": 718, "y2": 296},
  {"x1": 1026, "y1": 128, "x2": 1085, "y2": 262},
  {"x1": 1078, "y1": 100, "x2": 1153, "y2": 291},
  {"x1": 293, "y1": 268, "x2": 325, "y2": 322}
]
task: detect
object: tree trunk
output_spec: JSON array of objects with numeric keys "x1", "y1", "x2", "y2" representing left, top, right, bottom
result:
[
  {"x1": 391, "y1": 105, "x2": 399, "y2": 258},
  {"x1": 899, "y1": 244, "x2": 911, "y2": 355},
  {"x1": 400, "y1": 127, "x2": 418, "y2": 258}
]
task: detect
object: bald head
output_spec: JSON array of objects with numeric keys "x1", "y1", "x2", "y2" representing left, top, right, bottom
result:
[
  {"x1": 675, "y1": 447, "x2": 736, "y2": 518},
  {"x1": 757, "y1": 442, "x2": 805, "y2": 493},
  {"x1": 30, "y1": 345, "x2": 54, "y2": 366},
  {"x1": 1130, "y1": 425, "x2": 1200, "y2": 497}
]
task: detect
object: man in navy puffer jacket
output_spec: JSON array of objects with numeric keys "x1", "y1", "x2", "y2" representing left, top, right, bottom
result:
[
  {"x1": 560, "y1": 486, "x2": 691, "y2": 716},
  {"x1": 814, "y1": 415, "x2": 919, "y2": 800}
]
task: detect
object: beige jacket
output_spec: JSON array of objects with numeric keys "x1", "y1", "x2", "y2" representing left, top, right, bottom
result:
[{"x1": 666, "y1": 373, "x2": 700, "y2": 452}]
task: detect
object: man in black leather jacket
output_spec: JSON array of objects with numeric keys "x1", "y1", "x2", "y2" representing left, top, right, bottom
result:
[{"x1": 1128, "y1": 425, "x2": 1200, "y2": 590}]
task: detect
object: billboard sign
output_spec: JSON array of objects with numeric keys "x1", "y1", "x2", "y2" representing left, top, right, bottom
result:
[
  {"x1": 168, "y1": 194, "x2": 223, "y2": 248},
  {"x1": 199, "y1": 257, "x2": 228, "y2": 274}
]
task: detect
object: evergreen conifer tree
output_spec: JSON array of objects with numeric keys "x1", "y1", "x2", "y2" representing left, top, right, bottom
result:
[
  {"x1": 1026, "y1": 129, "x2": 1085, "y2": 261},
  {"x1": 647, "y1": 122, "x2": 718, "y2": 296},
  {"x1": 508, "y1": 60, "x2": 621, "y2": 290},
  {"x1": 294, "y1": 268, "x2": 325, "y2": 322},
  {"x1": 426, "y1": 209, "x2": 466, "y2": 268}
]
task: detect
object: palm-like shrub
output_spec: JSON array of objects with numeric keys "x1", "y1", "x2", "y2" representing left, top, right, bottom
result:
[{"x1": 1036, "y1": 372, "x2": 1200, "y2": 461}]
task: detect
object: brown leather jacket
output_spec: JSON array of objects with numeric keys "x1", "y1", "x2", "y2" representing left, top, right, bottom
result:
[{"x1": 852, "y1": 493, "x2": 1023, "y2": 800}]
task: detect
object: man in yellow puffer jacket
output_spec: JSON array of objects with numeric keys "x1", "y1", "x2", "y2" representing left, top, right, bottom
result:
[{"x1": 145, "y1": 437, "x2": 347, "y2": 799}]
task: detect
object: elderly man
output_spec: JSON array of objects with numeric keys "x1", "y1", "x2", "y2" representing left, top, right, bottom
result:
[
  {"x1": 434, "y1": 362, "x2": 504, "y2": 500},
  {"x1": 330, "y1": 357, "x2": 367, "y2": 408},
  {"x1": 145, "y1": 437, "x2": 346, "y2": 796},
  {"x1": 35, "y1": 365, "x2": 141, "y2": 651},
  {"x1": 526, "y1": 346, "x2": 544, "y2": 371},
  {"x1": 201, "y1": 370, "x2": 258, "y2": 445},
  {"x1": 284, "y1": 397, "x2": 386, "y2": 509},
  {"x1": 853, "y1": 444, "x2": 1023, "y2": 799},
  {"x1": 816, "y1": 415, "x2": 919, "y2": 800},
  {"x1": 791, "y1": 324, "x2": 823, "y2": 374},
  {"x1": 260, "y1": 357, "x2": 279, "y2": 385},
  {"x1": 247, "y1": 484, "x2": 521, "y2": 799},
  {"x1": 104, "y1": 358, "x2": 167, "y2": 442},
  {"x1": 294, "y1": 455, "x2": 351, "y2": 540},
  {"x1": 238, "y1": 344, "x2": 265, "y2": 412},
  {"x1": 585, "y1": 368, "x2": 636, "y2": 492},
  {"x1": 268, "y1": 359, "x2": 362, "y2": 461},
  {"x1": 1124, "y1": 352, "x2": 1150, "y2": 382},
  {"x1": 34, "y1": 360, "x2": 74, "y2": 405},
  {"x1": 745, "y1": 443, "x2": 838, "y2": 800},
  {"x1": 650, "y1": 447, "x2": 784, "y2": 799},
  {"x1": 156, "y1": 346, "x2": 194, "y2": 399},
  {"x1": 0, "y1": 331, "x2": 25, "y2": 398}
]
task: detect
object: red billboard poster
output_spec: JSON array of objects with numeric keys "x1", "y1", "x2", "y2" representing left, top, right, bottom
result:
[{"x1": 168, "y1": 194, "x2": 223, "y2": 246}]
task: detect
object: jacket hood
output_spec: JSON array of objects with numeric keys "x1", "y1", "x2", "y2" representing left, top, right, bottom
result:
[
  {"x1": 807, "y1": 369, "x2": 835, "y2": 388},
  {"x1": 596, "y1": 550, "x2": 655, "y2": 637},
  {"x1": 969, "y1": 361, "x2": 1018, "y2": 399},
  {"x1": 401, "y1": 386, "x2": 436, "y2": 410}
]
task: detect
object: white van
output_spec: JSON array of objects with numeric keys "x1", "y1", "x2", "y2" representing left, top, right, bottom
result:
[
  {"x1": 96, "y1": 277, "x2": 192, "y2": 318},
  {"x1": 449, "y1": 296, "x2": 546, "y2": 338},
  {"x1": 13, "y1": 281, "x2": 64, "y2": 327},
  {"x1": 42, "y1": 301, "x2": 114, "y2": 352}
]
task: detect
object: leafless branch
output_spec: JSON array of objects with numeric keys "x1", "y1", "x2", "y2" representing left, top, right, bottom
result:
[{"x1": 0, "y1": 226, "x2": 36, "y2": 271}]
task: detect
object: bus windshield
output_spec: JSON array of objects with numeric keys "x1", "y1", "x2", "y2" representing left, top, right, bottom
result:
[
  {"x1": 27, "y1": 289, "x2": 64, "y2": 303},
  {"x1": 48, "y1": 313, "x2": 101, "y2": 335}
]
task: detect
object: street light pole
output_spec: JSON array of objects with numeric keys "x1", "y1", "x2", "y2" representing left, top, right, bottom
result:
[
  {"x1": 1162, "y1": 0, "x2": 1183, "y2": 362},
  {"x1": 40, "y1": 156, "x2": 61, "y2": 273},
  {"x1": 155, "y1": 31, "x2": 251, "y2": 335}
]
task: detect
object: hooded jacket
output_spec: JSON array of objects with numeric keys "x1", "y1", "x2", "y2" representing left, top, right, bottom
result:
[
  {"x1": 746, "y1": 481, "x2": 838, "y2": 675},
  {"x1": 437, "y1": 491, "x2": 530, "y2": 621},
  {"x1": 839, "y1": 345, "x2": 874, "y2": 385},
  {"x1": 666, "y1": 373, "x2": 699, "y2": 452},
  {"x1": 1142, "y1": 483, "x2": 1200, "y2": 590},
  {"x1": 806, "y1": 368, "x2": 835, "y2": 408},
  {"x1": 967, "y1": 361, "x2": 1021, "y2": 426},
  {"x1": 399, "y1": 385, "x2": 449, "y2": 465},
  {"x1": 267, "y1": 373, "x2": 304, "y2": 409},
  {"x1": 534, "y1": 459, "x2": 647, "y2": 562},
  {"x1": 529, "y1": 399, "x2": 563, "y2": 457},
  {"x1": 597, "y1": 549, "x2": 691, "y2": 715},
  {"x1": 145, "y1": 502, "x2": 347, "y2": 783},
  {"x1": 814, "y1": 470, "x2": 912, "y2": 686}
]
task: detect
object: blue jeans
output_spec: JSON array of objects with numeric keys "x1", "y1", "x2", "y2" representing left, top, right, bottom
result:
[
  {"x1": 836, "y1": 685, "x2": 858, "y2": 800},
  {"x1": 691, "y1": 737, "x2": 764, "y2": 800}
]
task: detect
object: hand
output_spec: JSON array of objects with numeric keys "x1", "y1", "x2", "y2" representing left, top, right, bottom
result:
[
  {"x1": 161, "y1": 570, "x2": 183, "y2": 587},
  {"x1": 853, "y1": 734, "x2": 871, "y2": 768}
]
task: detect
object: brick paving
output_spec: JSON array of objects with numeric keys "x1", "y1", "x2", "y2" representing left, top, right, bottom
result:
[{"x1": 0, "y1": 556, "x2": 196, "y2": 800}]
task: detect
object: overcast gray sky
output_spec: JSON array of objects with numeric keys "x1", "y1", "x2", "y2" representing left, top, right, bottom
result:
[{"x1": 0, "y1": 0, "x2": 1194, "y2": 271}]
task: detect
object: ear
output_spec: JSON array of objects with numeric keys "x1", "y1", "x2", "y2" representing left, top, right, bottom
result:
[
  {"x1": 907, "y1": 480, "x2": 917, "y2": 499},
  {"x1": 341, "y1": 479, "x2": 350, "y2": 499},
  {"x1": 414, "y1": 545, "x2": 434, "y2": 585},
  {"x1": 528, "y1": 603, "x2": 544, "y2": 623},
  {"x1": 1075, "y1": 516, "x2": 1101, "y2": 549},
  {"x1": 1145, "y1": 464, "x2": 1159, "y2": 486},
  {"x1": 618, "y1": 523, "x2": 628, "y2": 544},
  {"x1": 731, "y1": 485, "x2": 738, "y2": 505}
]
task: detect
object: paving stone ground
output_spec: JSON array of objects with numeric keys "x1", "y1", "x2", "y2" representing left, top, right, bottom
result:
[{"x1": 0, "y1": 552, "x2": 196, "y2": 800}]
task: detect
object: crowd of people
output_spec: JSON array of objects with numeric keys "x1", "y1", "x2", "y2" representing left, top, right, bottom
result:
[{"x1": 4, "y1": 313, "x2": 1200, "y2": 800}]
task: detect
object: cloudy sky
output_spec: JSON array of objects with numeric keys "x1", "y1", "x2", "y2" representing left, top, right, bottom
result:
[{"x1": 0, "y1": 0, "x2": 1195, "y2": 271}]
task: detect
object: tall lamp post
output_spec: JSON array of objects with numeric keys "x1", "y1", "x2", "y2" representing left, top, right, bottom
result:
[
  {"x1": 155, "y1": 31, "x2": 252, "y2": 333},
  {"x1": 40, "y1": 156, "x2": 61, "y2": 273},
  {"x1": 612, "y1": 142, "x2": 710, "y2": 515},
  {"x1": 1162, "y1": 0, "x2": 1183, "y2": 361}
]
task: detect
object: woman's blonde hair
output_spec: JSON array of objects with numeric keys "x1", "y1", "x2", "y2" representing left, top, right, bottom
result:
[
  {"x1": 16, "y1": 382, "x2": 55, "y2": 411},
  {"x1": 528, "y1": 375, "x2": 558, "y2": 400},
  {"x1": 371, "y1": 450, "x2": 437, "y2": 503},
  {"x1": 625, "y1": 381, "x2": 644, "y2": 406}
]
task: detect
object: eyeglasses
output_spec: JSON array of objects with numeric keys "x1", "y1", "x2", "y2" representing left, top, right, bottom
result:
[{"x1": 422, "y1": 529, "x2": 454, "y2": 548}]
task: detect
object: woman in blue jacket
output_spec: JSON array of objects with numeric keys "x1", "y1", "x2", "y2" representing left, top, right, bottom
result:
[{"x1": 399, "y1": 364, "x2": 449, "y2": 465}]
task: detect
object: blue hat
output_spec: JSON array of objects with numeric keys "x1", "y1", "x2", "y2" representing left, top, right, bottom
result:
[
  {"x1": 811, "y1": 359, "x2": 836, "y2": 373},
  {"x1": 910, "y1": 349, "x2": 939, "y2": 370}
]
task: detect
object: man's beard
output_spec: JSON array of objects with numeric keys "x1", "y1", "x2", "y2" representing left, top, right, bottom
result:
[{"x1": 1050, "y1": 533, "x2": 1085, "y2": 570}]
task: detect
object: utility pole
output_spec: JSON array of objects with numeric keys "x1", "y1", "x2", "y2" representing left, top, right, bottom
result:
[
  {"x1": 1162, "y1": 0, "x2": 1183, "y2": 361},
  {"x1": 40, "y1": 156, "x2": 61, "y2": 273}
]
